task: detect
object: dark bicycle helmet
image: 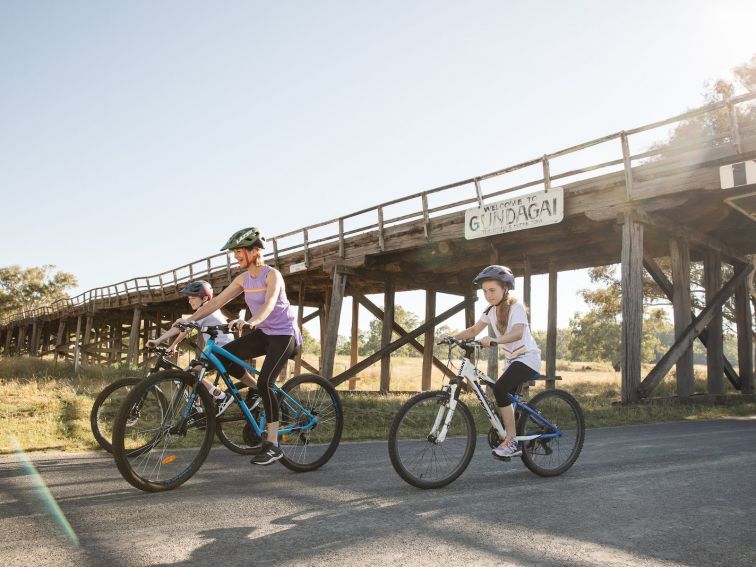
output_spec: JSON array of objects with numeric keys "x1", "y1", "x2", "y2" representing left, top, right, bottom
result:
[
  {"x1": 220, "y1": 227, "x2": 266, "y2": 251},
  {"x1": 473, "y1": 265, "x2": 515, "y2": 289},
  {"x1": 179, "y1": 280, "x2": 214, "y2": 300}
]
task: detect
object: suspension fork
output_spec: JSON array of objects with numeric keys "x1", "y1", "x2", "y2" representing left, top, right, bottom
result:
[{"x1": 433, "y1": 380, "x2": 463, "y2": 443}]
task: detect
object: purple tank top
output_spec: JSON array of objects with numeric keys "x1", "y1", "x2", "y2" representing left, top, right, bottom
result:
[{"x1": 243, "y1": 265, "x2": 302, "y2": 345}]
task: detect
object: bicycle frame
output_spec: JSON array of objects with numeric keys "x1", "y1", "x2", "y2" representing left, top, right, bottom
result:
[
  {"x1": 437, "y1": 348, "x2": 562, "y2": 444},
  {"x1": 182, "y1": 328, "x2": 317, "y2": 440}
]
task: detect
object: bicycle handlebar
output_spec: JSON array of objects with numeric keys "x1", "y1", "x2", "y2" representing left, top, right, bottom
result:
[
  {"x1": 174, "y1": 322, "x2": 232, "y2": 334},
  {"x1": 437, "y1": 336, "x2": 483, "y2": 349}
]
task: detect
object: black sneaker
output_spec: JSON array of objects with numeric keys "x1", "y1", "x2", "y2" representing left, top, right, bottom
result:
[{"x1": 250, "y1": 442, "x2": 283, "y2": 466}]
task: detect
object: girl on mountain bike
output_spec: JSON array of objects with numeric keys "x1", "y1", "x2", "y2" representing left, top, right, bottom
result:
[
  {"x1": 175, "y1": 227, "x2": 302, "y2": 466},
  {"x1": 147, "y1": 279, "x2": 236, "y2": 407},
  {"x1": 452, "y1": 265, "x2": 541, "y2": 459}
]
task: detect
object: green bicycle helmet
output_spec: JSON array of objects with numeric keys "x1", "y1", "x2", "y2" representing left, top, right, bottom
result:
[{"x1": 220, "y1": 227, "x2": 266, "y2": 251}]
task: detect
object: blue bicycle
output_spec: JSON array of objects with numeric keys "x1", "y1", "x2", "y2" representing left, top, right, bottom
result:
[
  {"x1": 111, "y1": 323, "x2": 343, "y2": 492},
  {"x1": 388, "y1": 337, "x2": 585, "y2": 489}
]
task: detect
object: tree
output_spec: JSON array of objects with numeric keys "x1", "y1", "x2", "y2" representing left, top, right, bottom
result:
[
  {"x1": 568, "y1": 265, "x2": 676, "y2": 369},
  {"x1": 361, "y1": 305, "x2": 421, "y2": 357},
  {"x1": 0, "y1": 265, "x2": 77, "y2": 318},
  {"x1": 650, "y1": 55, "x2": 756, "y2": 162},
  {"x1": 300, "y1": 326, "x2": 320, "y2": 355}
]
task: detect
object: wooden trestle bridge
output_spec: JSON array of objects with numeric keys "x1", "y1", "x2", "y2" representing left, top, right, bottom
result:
[{"x1": 2, "y1": 93, "x2": 756, "y2": 402}]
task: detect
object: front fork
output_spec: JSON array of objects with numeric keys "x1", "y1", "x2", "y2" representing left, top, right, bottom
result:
[{"x1": 430, "y1": 383, "x2": 459, "y2": 444}]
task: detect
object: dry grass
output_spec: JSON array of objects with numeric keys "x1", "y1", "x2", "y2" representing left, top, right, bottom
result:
[{"x1": 1, "y1": 355, "x2": 754, "y2": 454}]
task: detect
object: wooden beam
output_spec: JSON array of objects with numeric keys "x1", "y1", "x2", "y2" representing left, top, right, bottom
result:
[
  {"x1": 704, "y1": 251, "x2": 725, "y2": 395},
  {"x1": 302, "y1": 308, "x2": 321, "y2": 325},
  {"x1": 465, "y1": 294, "x2": 475, "y2": 330},
  {"x1": 5, "y1": 325, "x2": 13, "y2": 356},
  {"x1": 54, "y1": 319, "x2": 66, "y2": 363},
  {"x1": 322, "y1": 271, "x2": 347, "y2": 380},
  {"x1": 30, "y1": 320, "x2": 38, "y2": 356},
  {"x1": 295, "y1": 281, "x2": 305, "y2": 375},
  {"x1": 332, "y1": 296, "x2": 473, "y2": 387},
  {"x1": 523, "y1": 257, "x2": 532, "y2": 324},
  {"x1": 637, "y1": 210, "x2": 749, "y2": 264},
  {"x1": 300, "y1": 358, "x2": 319, "y2": 375},
  {"x1": 127, "y1": 307, "x2": 142, "y2": 367},
  {"x1": 73, "y1": 315, "x2": 83, "y2": 374},
  {"x1": 380, "y1": 282, "x2": 395, "y2": 393},
  {"x1": 639, "y1": 261, "x2": 753, "y2": 398},
  {"x1": 422, "y1": 289, "x2": 436, "y2": 391},
  {"x1": 621, "y1": 213, "x2": 644, "y2": 403},
  {"x1": 348, "y1": 285, "x2": 454, "y2": 381},
  {"x1": 735, "y1": 270, "x2": 754, "y2": 395},
  {"x1": 670, "y1": 238, "x2": 694, "y2": 397},
  {"x1": 546, "y1": 261, "x2": 558, "y2": 389},
  {"x1": 349, "y1": 297, "x2": 359, "y2": 390},
  {"x1": 643, "y1": 253, "x2": 740, "y2": 389},
  {"x1": 18, "y1": 326, "x2": 27, "y2": 356}
]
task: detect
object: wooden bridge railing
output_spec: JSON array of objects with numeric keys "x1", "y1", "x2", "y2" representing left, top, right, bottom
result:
[{"x1": 3, "y1": 91, "x2": 755, "y2": 327}]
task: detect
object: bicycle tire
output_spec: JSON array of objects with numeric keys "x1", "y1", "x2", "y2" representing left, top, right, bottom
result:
[
  {"x1": 90, "y1": 377, "x2": 143, "y2": 453},
  {"x1": 388, "y1": 390, "x2": 476, "y2": 489},
  {"x1": 518, "y1": 389, "x2": 584, "y2": 477},
  {"x1": 215, "y1": 396, "x2": 263, "y2": 455},
  {"x1": 112, "y1": 370, "x2": 216, "y2": 492},
  {"x1": 278, "y1": 374, "x2": 343, "y2": 472}
]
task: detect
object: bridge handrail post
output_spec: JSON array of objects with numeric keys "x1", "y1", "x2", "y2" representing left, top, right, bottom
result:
[{"x1": 621, "y1": 131, "x2": 633, "y2": 201}]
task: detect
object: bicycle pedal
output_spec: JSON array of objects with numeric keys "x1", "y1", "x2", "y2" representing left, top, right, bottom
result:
[{"x1": 492, "y1": 454, "x2": 511, "y2": 462}]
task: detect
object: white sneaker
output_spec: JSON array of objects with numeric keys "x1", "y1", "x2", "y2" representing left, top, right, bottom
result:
[
  {"x1": 492, "y1": 439, "x2": 522, "y2": 458},
  {"x1": 215, "y1": 395, "x2": 234, "y2": 417}
]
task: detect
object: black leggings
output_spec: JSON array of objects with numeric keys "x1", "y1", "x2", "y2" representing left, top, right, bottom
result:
[
  {"x1": 493, "y1": 361, "x2": 539, "y2": 407},
  {"x1": 222, "y1": 330, "x2": 299, "y2": 422}
]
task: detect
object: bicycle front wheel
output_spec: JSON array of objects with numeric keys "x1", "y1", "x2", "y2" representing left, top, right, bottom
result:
[
  {"x1": 278, "y1": 374, "x2": 343, "y2": 472},
  {"x1": 90, "y1": 377, "x2": 143, "y2": 453},
  {"x1": 518, "y1": 389, "x2": 585, "y2": 477},
  {"x1": 112, "y1": 370, "x2": 216, "y2": 492},
  {"x1": 388, "y1": 391, "x2": 476, "y2": 489}
]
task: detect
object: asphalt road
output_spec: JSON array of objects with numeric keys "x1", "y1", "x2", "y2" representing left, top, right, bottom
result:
[{"x1": 1, "y1": 418, "x2": 755, "y2": 567}]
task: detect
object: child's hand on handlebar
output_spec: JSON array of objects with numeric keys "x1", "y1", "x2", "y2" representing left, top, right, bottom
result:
[
  {"x1": 173, "y1": 318, "x2": 191, "y2": 329},
  {"x1": 479, "y1": 337, "x2": 497, "y2": 347}
]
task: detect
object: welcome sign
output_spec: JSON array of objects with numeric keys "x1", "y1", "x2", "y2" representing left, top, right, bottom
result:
[{"x1": 464, "y1": 186, "x2": 564, "y2": 240}]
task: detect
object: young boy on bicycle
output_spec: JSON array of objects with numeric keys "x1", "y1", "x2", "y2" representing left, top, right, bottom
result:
[
  {"x1": 452, "y1": 265, "x2": 541, "y2": 459},
  {"x1": 147, "y1": 279, "x2": 245, "y2": 413}
]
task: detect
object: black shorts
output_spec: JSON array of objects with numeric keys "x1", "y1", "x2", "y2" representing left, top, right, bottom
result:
[
  {"x1": 493, "y1": 361, "x2": 539, "y2": 407},
  {"x1": 222, "y1": 329, "x2": 299, "y2": 422}
]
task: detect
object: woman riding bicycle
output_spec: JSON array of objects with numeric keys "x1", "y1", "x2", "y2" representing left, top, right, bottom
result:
[
  {"x1": 175, "y1": 227, "x2": 302, "y2": 466},
  {"x1": 452, "y1": 265, "x2": 541, "y2": 459}
]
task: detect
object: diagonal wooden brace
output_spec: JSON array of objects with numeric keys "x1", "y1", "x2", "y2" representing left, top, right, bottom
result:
[
  {"x1": 639, "y1": 261, "x2": 754, "y2": 398},
  {"x1": 347, "y1": 283, "x2": 456, "y2": 380},
  {"x1": 643, "y1": 253, "x2": 741, "y2": 390},
  {"x1": 331, "y1": 296, "x2": 474, "y2": 387}
]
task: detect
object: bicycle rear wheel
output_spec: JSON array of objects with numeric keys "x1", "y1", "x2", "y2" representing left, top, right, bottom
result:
[
  {"x1": 215, "y1": 395, "x2": 263, "y2": 455},
  {"x1": 388, "y1": 391, "x2": 476, "y2": 489},
  {"x1": 112, "y1": 370, "x2": 216, "y2": 492},
  {"x1": 518, "y1": 389, "x2": 584, "y2": 477},
  {"x1": 90, "y1": 377, "x2": 143, "y2": 453},
  {"x1": 278, "y1": 374, "x2": 343, "y2": 472}
]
